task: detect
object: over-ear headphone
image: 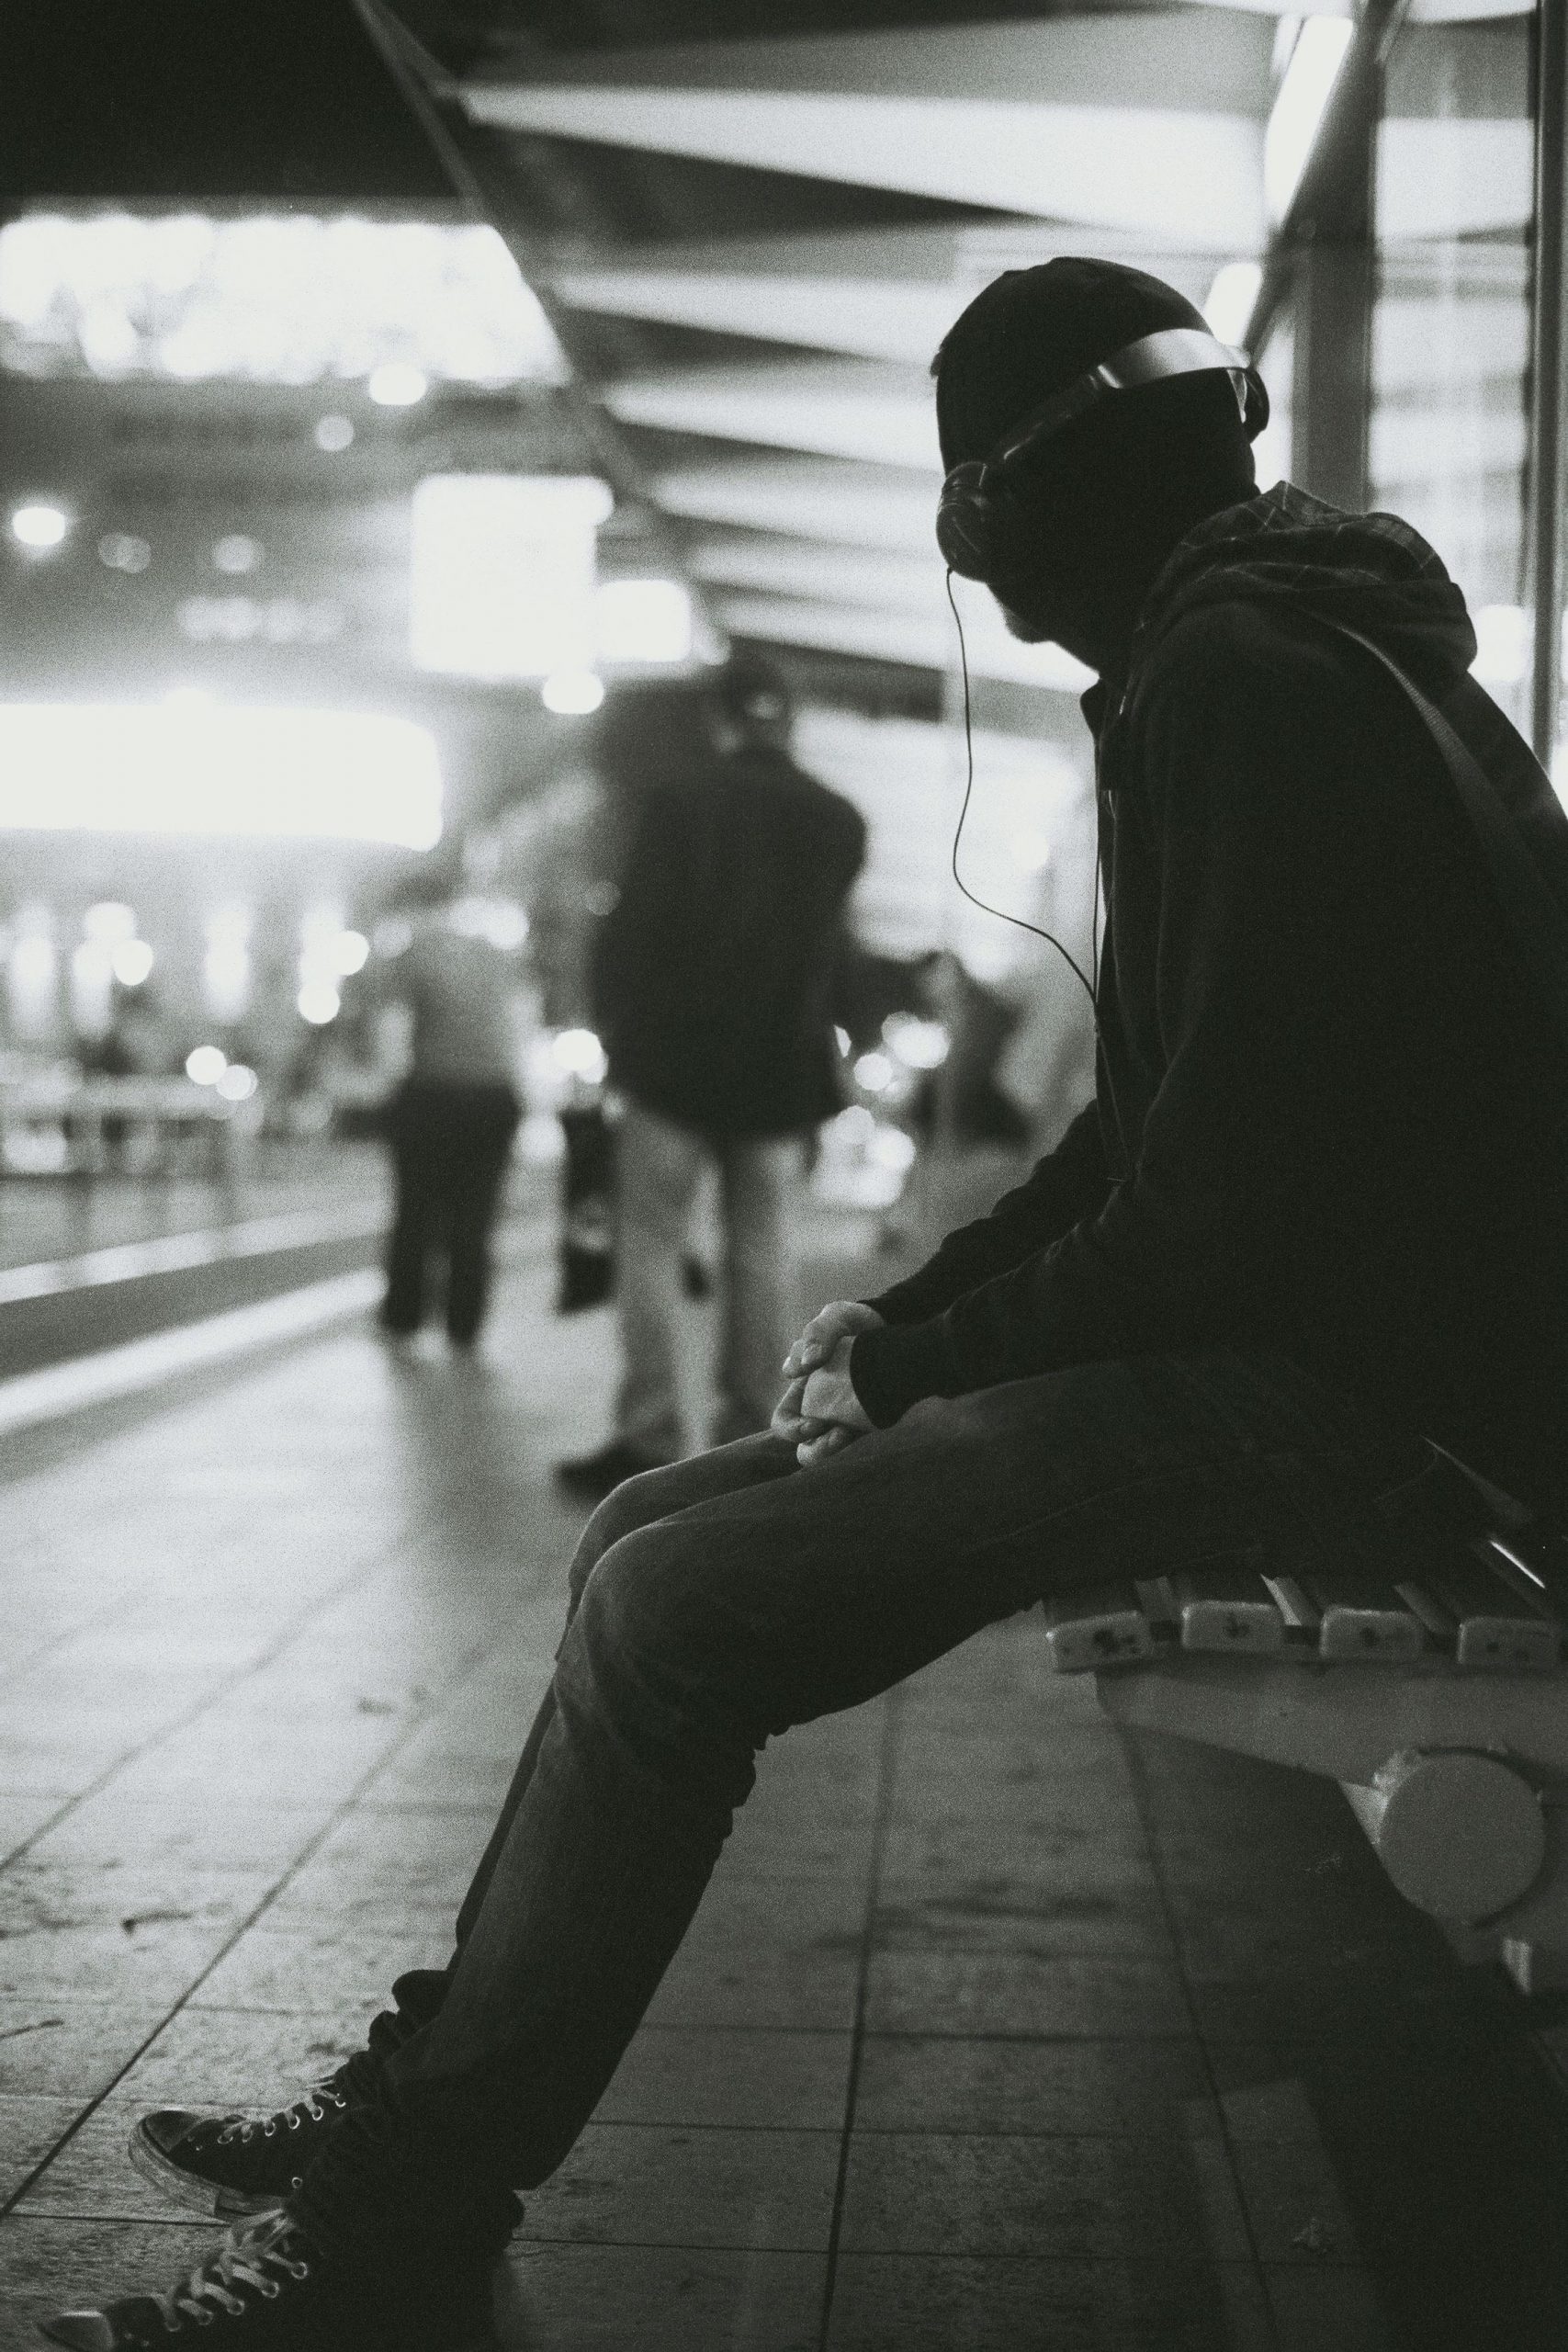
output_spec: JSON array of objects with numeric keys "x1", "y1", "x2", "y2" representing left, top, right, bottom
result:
[{"x1": 935, "y1": 326, "x2": 1269, "y2": 583}]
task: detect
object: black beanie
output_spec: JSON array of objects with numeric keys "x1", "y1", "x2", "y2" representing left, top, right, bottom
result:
[
  {"x1": 933, "y1": 256, "x2": 1218, "y2": 472},
  {"x1": 933, "y1": 256, "x2": 1257, "y2": 601}
]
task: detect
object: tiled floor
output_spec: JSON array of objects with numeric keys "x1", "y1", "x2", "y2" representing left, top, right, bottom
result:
[{"x1": 3, "y1": 1232, "x2": 1567, "y2": 2348}]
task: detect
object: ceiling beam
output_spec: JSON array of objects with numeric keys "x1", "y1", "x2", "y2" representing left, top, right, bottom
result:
[
  {"x1": 604, "y1": 359, "x2": 942, "y2": 470},
  {"x1": 464, "y1": 84, "x2": 1266, "y2": 251}
]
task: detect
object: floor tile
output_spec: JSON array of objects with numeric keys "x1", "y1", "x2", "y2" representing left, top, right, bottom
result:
[
  {"x1": 16, "y1": 2091, "x2": 199, "y2": 2219},
  {"x1": 187, "y1": 1921, "x2": 446, "y2": 2018},
  {"x1": 863, "y1": 1949, "x2": 1191, "y2": 2039},
  {"x1": 0, "y1": 1864, "x2": 270, "y2": 2005},
  {"x1": 0, "y1": 2216, "x2": 219, "y2": 2352},
  {"x1": 877, "y1": 1815, "x2": 1154, "y2": 1908},
  {"x1": 824, "y1": 2255, "x2": 1272, "y2": 2352},
  {"x1": 0, "y1": 1999, "x2": 168, "y2": 2100},
  {"x1": 720, "y1": 1774, "x2": 877, "y2": 1882},
  {"x1": 502, "y1": 2241, "x2": 824, "y2": 2352},
  {"x1": 852, "y1": 2034, "x2": 1222, "y2": 2140},
  {"x1": 267, "y1": 1803, "x2": 492, "y2": 1922},
  {"x1": 0, "y1": 2096, "x2": 84, "y2": 2206},
  {"x1": 519, "y1": 2121, "x2": 840, "y2": 2251},
  {"x1": 115, "y1": 2006, "x2": 370, "y2": 2107},
  {"x1": 835, "y1": 2130, "x2": 1252, "y2": 2264},
  {"x1": 96, "y1": 1717, "x2": 405, "y2": 1809},
  {"x1": 1221, "y1": 2120, "x2": 1362, "y2": 2268},
  {"x1": 647, "y1": 1875, "x2": 863, "y2": 2032},
  {"x1": 1264, "y1": 2266, "x2": 1396, "y2": 2352},
  {"x1": 873, "y1": 1872, "x2": 1174, "y2": 1962},
  {"x1": 23, "y1": 1794, "x2": 336, "y2": 1877},
  {"x1": 0, "y1": 1794, "x2": 66, "y2": 1858},
  {"x1": 0, "y1": 1736, "x2": 133, "y2": 1800},
  {"x1": 595, "y1": 2026, "x2": 852, "y2": 2132}
]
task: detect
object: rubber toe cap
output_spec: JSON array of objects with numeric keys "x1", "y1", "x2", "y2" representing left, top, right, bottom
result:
[
  {"x1": 38, "y1": 2312, "x2": 115, "y2": 2350},
  {"x1": 136, "y1": 2109, "x2": 197, "y2": 2157}
]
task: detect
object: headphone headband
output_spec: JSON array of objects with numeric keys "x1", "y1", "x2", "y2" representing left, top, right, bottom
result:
[
  {"x1": 988, "y1": 327, "x2": 1252, "y2": 475},
  {"x1": 934, "y1": 323, "x2": 1267, "y2": 582}
]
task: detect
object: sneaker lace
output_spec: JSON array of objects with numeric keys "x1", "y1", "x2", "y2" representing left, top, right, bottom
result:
[
  {"x1": 217, "y1": 2084, "x2": 347, "y2": 2146},
  {"x1": 154, "y1": 2215, "x2": 309, "y2": 2329}
]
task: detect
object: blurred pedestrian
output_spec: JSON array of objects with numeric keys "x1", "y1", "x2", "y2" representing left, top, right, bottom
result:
[
  {"x1": 556, "y1": 658, "x2": 866, "y2": 1499},
  {"x1": 374, "y1": 867, "x2": 525, "y2": 1351}
]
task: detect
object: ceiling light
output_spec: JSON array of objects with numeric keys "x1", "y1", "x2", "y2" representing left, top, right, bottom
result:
[
  {"x1": 412, "y1": 475, "x2": 612, "y2": 681},
  {"x1": 0, "y1": 212, "x2": 565, "y2": 389},
  {"x1": 112, "y1": 940, "x2": 154, "y2": 986},
  {"x1": 297, "y1": 981, "x2": 341, "y2": 1025},
  {"x1": 541, "y1": 670, "x2": 604, "y2": 716},
  {"x1": 367, "y1": 361, "x2": 429, "y2": 408},
  {"x1": 315, "y1": 413, "x2": 354, "y2": 451},
  {"x1": 595, "y1": 579, "x2": 693, "y2": 665},
  {"x1": 10, "y1": 502, "x2": 69, "y2": 552},
  {"x1": 85, "y1": 900, "x2": 136, "y2": 942}
]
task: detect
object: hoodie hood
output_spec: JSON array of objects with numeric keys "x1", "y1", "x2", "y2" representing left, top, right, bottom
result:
[{"x1": 1133, "y1": 481, "x2": 1479, "y2": 698}]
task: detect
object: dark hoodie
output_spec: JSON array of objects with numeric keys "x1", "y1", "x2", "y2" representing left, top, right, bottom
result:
[{"x1": 851, "y1": 485, "x2": 1568, "y2": 1515}]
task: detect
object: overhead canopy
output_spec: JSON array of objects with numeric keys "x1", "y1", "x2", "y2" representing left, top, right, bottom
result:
[{"x1": 446, "y1": 0, "x2": 1531, "y2": 701}]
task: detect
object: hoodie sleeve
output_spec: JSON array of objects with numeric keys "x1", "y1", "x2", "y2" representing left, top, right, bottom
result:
[
  {"x1": 861, "y1": 1100, "x2": 1110, "y2": 1326},
  {"x1": 849, "y1": 618, "x2": 1384, "y2": 1425}
]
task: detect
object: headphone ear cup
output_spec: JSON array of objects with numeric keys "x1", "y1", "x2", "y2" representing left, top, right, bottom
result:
[
  {"x1": 935, "y1": 460, "x2": 1004, "y2": 580},
  {"x1": 1241, "y1": 367, "x2": 1269, "y2": 442}
]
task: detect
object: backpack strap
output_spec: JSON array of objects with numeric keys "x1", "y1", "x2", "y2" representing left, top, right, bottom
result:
[{"x1": 1327, "y1": 619, "x2": 1568, "y2": 1066}]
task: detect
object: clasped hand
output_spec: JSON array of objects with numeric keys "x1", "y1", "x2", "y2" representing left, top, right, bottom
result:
[{"x1": 770, "y1": 1299, "x2": 883, "y2": 1467}]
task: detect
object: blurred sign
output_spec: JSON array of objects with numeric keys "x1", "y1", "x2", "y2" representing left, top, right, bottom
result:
[
  {"x1": 410, "y1": 473, "x2": 613, "y2": 682},
  {"x1": 0, "y1": 701, "x2": 442, "y2": 847},
  {"x1": 0, "y1": 213, "x2": 565, "y2": 389}
]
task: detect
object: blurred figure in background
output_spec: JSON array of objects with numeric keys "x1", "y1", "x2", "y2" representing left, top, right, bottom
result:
[
  {"x1": 557, "y1": 657, "x2": 866, "y2": 1501},
  {"x1": 993, "y1": 937, "x2": 1099, "y2": 1155},
  {"x1": 374, "y1": 865, "x2": 525, "y2": 1352}
]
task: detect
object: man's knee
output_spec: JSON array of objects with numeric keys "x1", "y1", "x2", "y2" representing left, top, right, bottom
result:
[
  {"x1": 568, "y1": 1464, "x2": 690, "y2": 1607},
  {"x1": 567, "y1": 1521, "x2": 698, "y2": 1690}
]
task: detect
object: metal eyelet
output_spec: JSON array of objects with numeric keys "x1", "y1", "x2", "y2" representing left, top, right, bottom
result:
[
  {"x1": 286, "y1": 2114, "x2": 300, "y2": 2131},
  {"x1": 256, "y1": 2282, "x2": 280, "y2": 2301}
]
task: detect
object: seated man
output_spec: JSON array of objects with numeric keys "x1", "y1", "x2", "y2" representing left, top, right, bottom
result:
[{"x1": 48, "y1": 258, "x2": 1568, "y2": 2349}]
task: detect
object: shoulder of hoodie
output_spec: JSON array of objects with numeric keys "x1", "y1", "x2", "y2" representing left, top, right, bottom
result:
[{"x1": 1122, "y1": 594, "x2": 1368, "y2": 756}]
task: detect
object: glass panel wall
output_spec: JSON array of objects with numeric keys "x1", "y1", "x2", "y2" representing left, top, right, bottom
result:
[{"x1": 1372, "y1": 7, "x2": 1536, "y2": 739}]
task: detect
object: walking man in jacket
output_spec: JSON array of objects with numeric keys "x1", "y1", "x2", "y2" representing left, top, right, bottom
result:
[
  {"x1": 557, "y1": 656, "x2": 867, "y2": 1501},
  {"x1": 52, "y1": 256, "x2": 1568, "y2": 2350}
]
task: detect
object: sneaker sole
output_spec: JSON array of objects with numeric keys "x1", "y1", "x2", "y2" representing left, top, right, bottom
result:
[{"x1": 127, "y1": 2120, "x2": 289, "y2": 2219}]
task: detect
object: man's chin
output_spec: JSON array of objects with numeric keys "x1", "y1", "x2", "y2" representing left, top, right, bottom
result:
[{"x1": 999, "y1": 605, "x2": 1055, "y2": 645}]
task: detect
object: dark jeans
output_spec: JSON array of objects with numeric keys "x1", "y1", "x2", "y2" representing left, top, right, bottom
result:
[
  {"x1": 292, "y1": 1348, "x2": 1472, "y2": 2253},
  {"x1": 382, "y1": 1080, "x2": 521, "y2": 1346}
]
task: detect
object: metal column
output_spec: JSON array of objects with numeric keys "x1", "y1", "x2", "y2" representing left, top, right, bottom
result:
[{"x1": 1529, "y1": 0, "x2": 1568, "y2": 771}]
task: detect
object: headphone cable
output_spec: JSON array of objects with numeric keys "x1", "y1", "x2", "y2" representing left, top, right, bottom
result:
[{"x1": 944, "y1": 569, "x2": 1098, "y2": 1014}]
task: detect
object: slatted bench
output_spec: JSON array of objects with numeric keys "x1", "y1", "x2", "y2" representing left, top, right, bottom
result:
[{"x1": 1040, "y1": 1520, "x2": 1568, "y2": 1993}]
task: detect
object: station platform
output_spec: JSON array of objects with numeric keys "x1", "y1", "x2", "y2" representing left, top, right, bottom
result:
[{"x1": 2, "y1": 1210, "x2": 1567, "y2": 2350}]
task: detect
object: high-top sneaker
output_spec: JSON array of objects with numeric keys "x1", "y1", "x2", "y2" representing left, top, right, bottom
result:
[
  {"x1": 40, "y1": 2210, "x2": 499, "y2": 2351},
  {"x1": 130, "y1": 2067, "x2": 368, "y2": 2218}
]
